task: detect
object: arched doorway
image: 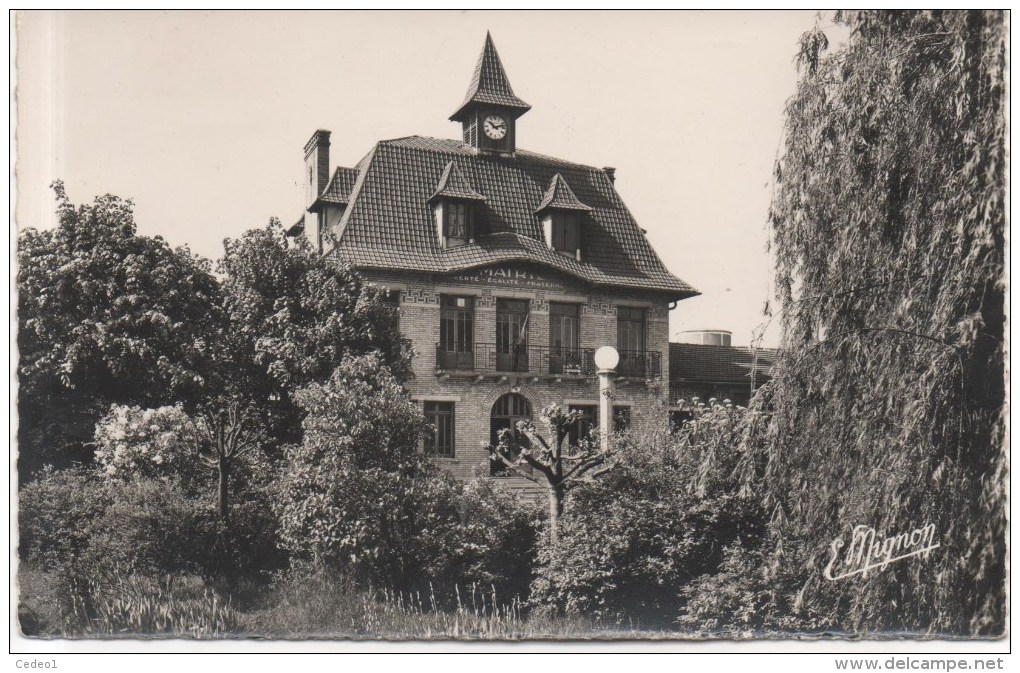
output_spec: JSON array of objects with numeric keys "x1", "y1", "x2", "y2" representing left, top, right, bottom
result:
[{"x1": 490, "y1": 392, "x2": 532, "y2": 476}]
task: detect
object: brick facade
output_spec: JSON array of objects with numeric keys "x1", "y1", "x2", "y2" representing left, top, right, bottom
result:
[{"x1": 363, "y1": 266, "x2": 673, "y2": 481}]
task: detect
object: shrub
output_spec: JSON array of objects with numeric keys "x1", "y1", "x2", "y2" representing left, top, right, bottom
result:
[
  {"x1": 81, "y1": 479, "x2": 221, "y2": 581},
  {"x1": 532, "y1": 484, "x2": 763, "y2": 627},
  {"x1": 85, "y1": 477, "x2": 284, "y2": 585},
  {"x1": 275, "y1": 353, "x2": 442, "y2": 588},
  {"x1": 677, "y1": 541, "x2": 778, "y2": 636},
  {"x1": 19, "y1": 467, "x2": 112, "y2": 571},
  {"x1": 92, "y1": 402, "x2": 285, "y2": 581},
  {"x1": 93, "y1": 404, "x2": 207, "y2": 490},
  {"x1": 21, "y1": 464, "x2": 235, "y2": 584},
  {"x1": 530, "y1": 400, "x2": 767, "y2": 627},
  {"x1": 18, "y1": 565, "x2": 78, "y2": 637},
  {"x1": 453, "y1": 479, "x2": 543, "y2": 603},
  {"x1": 216, "y1": 488, "x2": 288, "y2": 581},
  {"x1": 19, "y1": 468, "x2": 229, "y2": 635},
  {"x1": 677, "y1": 535, "x2": 837, "y2": 637}
]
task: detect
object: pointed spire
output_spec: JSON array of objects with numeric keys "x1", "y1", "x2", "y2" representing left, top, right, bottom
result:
[
  {"x1": 535, "y1": 174, "x2": 592, "y2": 215},
  {"x1": 450, "y1": 32, "x2": 531, "y2": 122},
  {"x1": 429, "y1": 161, "x2": 486, "y2": 203}
]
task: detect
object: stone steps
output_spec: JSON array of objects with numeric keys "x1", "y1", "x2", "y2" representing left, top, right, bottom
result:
[{"x1": 498, "y1": 477, "x2": 548, "y2": 503}]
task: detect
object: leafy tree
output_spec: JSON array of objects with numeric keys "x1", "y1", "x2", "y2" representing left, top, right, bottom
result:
[
  {"x1": 275, "y1": 353, "x2": 448, "y2": 588},
  {"x1": 217, "y1": 220, "x2": 410, "y2": 448},
  {"x1": 17, "y1": 182, "x2": 222, "y2": 476},
  {"x1": 276, "y1": 355, "x2": 545, "y2": 598},
  {"x1": 192, "y1": 404, "x2": 267, "y2": 523},
  {"x1": 766, "y1": 10, "x2": 1006, "y2": 634}
]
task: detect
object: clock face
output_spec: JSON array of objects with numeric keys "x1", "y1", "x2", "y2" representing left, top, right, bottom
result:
[{"x1": 483, "y1": 115, "x2": 508, "y2": 140}]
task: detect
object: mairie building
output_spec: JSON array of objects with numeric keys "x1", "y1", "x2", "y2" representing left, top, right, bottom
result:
[{"x1": 289, "y1": 34, "x2": 699, "y2": 481}]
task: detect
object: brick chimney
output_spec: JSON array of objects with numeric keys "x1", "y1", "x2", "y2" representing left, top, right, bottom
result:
[
  {"x1": 303, "y1": 129, "x2": 331, "y2": 208},
  {"x1": 603, "y1": 166, "x2": 616, "y2": 184}
]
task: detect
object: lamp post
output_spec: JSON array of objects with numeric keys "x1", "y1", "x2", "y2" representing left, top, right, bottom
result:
[{"x1": 593, "y1": 346, "x2": 619, "y2": 452}]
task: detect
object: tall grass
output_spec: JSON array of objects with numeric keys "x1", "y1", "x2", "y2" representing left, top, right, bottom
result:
[
  {"x1": 20, "y1": 567, "x2": 239, "y2": 638},
  {"x1": 71, "y1": 574, "x2": 239, "y2": 637},
  {"x1": 246, "y1": 571, "x2": 595, "y2": 639},
  {"x1": 23, "y1": 566, "x2": 640, "y2": 639}
]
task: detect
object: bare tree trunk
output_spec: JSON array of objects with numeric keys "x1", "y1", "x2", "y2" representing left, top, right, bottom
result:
[
  {"x1": 218, "y1": 455, "x2": 230, "y2": 523},
  {"x1": 548, "y1": 484, "x2": 564, "y2": 544}
]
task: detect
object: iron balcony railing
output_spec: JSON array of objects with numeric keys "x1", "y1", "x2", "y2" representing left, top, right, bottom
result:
[
  {"x1": 616, "y1": 349, "x2": 662, "y2": 379},
  {"x1": 434, "y1": 343, "x2": 661, "y2": 379},
  {"x1": 435, "y1": 343, "x2": 594, "y2": 376}
]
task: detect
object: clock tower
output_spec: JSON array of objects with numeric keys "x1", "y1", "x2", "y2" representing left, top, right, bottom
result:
[{"x1": 450, "y1": 32, "x2": 530, "y2": 156}]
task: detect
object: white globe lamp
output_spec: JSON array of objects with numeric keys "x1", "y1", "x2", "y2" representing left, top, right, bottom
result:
[{"x1": 594, "y1": 345, "x2": 620, "y2": 371}]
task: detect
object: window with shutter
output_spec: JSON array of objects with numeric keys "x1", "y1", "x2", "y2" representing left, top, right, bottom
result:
[{"x1": 551, "y1": 212, "x2": 581, "y2": 258}]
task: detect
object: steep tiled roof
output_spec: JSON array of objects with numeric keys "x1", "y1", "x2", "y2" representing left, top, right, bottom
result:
[
  {"x1": 316, "y1": 167, "x2": 359, "y2": 206},
  {"x1": 536, "y1": 173, "x2": 593, "y2": 214},
  {"x1": 430, "y1": 161, "x2": 486, "y2": 202},
  {"x1": 670, "y1": 343, "x2": 778, "y2": 385},
  {"x1": 450, "y1": 33, "x2": 531, "y2": 121},
  {"x1": 327, "y1": 135, "x2": 698, "y2": 299}
]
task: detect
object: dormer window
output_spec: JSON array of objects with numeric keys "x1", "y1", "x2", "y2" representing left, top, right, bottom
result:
[
  {"x1": 535, "y1": 173, "x2": 592, "y2": 262},
  {"x1": 430, "y1": 161, "x2": 487, "y2": 250},
  {"x1": 442, "y1": 201, "x2": 474, "y2": 247},
  {"x1": 551, "y1": 211, "x2": 581, "y2": 257}
]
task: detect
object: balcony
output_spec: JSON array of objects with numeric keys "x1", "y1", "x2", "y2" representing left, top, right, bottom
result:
[
  {"x1": 434, "y1": 343, "x2": 661, "y2": 381},
  {"x1": 616, "y1": 349, "x2": 662, "y2": 380}
]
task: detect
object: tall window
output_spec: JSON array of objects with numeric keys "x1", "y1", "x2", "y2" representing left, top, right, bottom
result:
[
  {"x1": 567, "y1": 404, "x2": 598, "y2": 446},
  {"x1": 491, "y1": 393, "x2": 533, "y2": 476},
  {"x1": 424, "y1": 402, "x2": 455, "y2": 457},
  {"x1": 617, "y1": 306, "x2": 646, "y2": 376},
  {"x1": 549, "y1": 302, "x2": 581, "y2": 374},
  {"x1": 444, "y1": 202, "x2": 472, "y2": 243},
  {"x1": 496, "y1": 298, "x2": 529, "y2": 372},
  {"x1": 617, "y1": 306, "x2": 646, "y2": 352},
  {"x1": 439, "y1": 295, "x2": 474, "y2": 370},
  {"x1": 551, "y1": 212, "x2": 581, "y2": 257}
]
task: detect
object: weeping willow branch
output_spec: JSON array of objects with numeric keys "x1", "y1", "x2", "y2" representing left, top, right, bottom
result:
[{"x1": 761, "y1": 9, "x2": 1005, "y2": 635}]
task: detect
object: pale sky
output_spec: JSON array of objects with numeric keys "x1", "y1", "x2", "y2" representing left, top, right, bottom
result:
[{"x1": 15, "y1": 10, "x2": 830, "y2": 347}]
